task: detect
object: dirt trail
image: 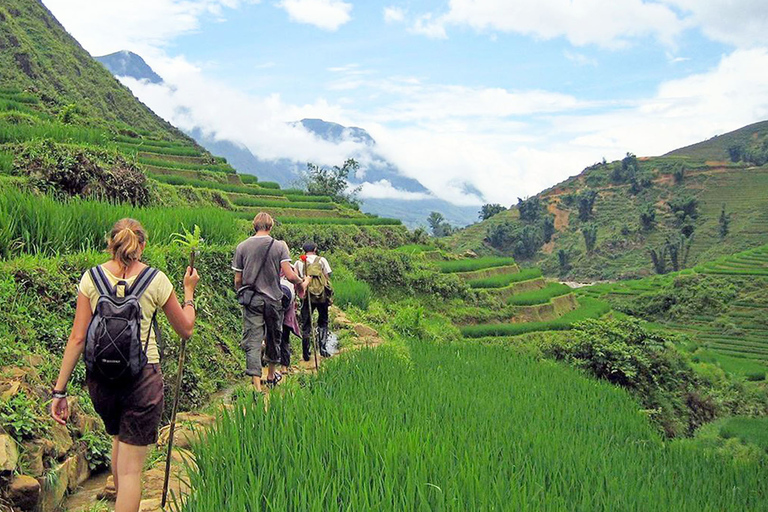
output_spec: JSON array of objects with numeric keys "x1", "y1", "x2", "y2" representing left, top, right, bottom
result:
[{"x1": 62, "y1": 309, "x2": 382, "y2": 511}]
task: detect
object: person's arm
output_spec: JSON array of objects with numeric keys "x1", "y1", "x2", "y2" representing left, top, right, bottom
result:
[
  {"x1": 234, "y1": 271, "x2": 243, "y2": 291},
  {"x1": 51, "y1": 292, "x2": 92, "y2": 425},
  {"x1": 163, "y1": 267, "x2": 199, "y2": 340},
  {"x1": 282, "y1": 260, "x2": 310, "y2": 293}
]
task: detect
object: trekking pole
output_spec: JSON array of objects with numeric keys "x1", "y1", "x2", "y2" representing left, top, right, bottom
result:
[
  {"x1": 308, "y1": 286, "x2": 319, "y2": 371},
  {"x1": 162, "y1": 252, "x2": 195, "y2": 509}
]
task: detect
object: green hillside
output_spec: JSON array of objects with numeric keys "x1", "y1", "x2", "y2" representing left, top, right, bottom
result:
[
  {"x1": 448, "y1": 123, "x2": 768, "y2": 280},
  {"x1": 1, "y1": 2, "x2": 767, "y2": 511}
]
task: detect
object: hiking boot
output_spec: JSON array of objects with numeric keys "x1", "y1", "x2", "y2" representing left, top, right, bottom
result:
[
  {"x1": 318, "y1": 327, "x2": 331, "y2": 358},
  {"x1": 302, "y1": 337, "x2": 311, "y2": 362}
]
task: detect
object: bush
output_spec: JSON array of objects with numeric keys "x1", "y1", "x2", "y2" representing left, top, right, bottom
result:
[{"x1": 351, "y1": 248, "x2": 414, "y2": 289}]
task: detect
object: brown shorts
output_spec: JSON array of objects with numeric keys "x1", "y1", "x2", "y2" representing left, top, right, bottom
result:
[{"x1": 87, "y1": 364, "x2": 164, "y2": 446}]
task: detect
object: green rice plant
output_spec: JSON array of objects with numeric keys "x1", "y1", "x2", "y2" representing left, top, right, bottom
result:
[
  {"x1": 507, "y1": 282, "x2": 572, "y2": 305},
  {"x1": 467, "y1": 267, "x2": 542, "y2": 288},
  {"x1": 180, "y1": 339, "x2": 768, "y2": 511},
  {"x1": 0, "y1": 122, "x2": 110, "y2": 145},
  {"x1": 393, "y1": 244, "x2": 435, "y2": 254},
  {"x1": 435, "y1": 257, "x2": 516, "y2": 273},
  {"x1": 257, "y1": 181, "x2": 281, "y2": 189},
  {"x1": 461, "y1": 297, "x2": 611, "y2": 337},
  {"x1": 116, "y1": 142, "x2": 202, "y2": 157},
  {"x1": 150, "y1": 174, "x2": 287, "y2": 197},
  {"x1": 0, "y1": 151, "x2": 12, "y2": 173},
  {"x1": 231, "y1": 196, "x2": 335, "y2": 210},
  {"x1": 139, "y1": 156, "x2": 234, "y2": 173},
  {"x1": 276, "y1": 217, "x2": 401, "y2": 226},
  {"x1": 238, "y1": 174, "x2": 258, "y2": 184},
  {"x1": 0, "y1": 188, "x2": 244, "y2": 258},
  {"x1": 284, "y1": 195, "x2": 332, "y2": 203},
  {"x1": 719, "y1": 417, "x2": 768, "y2": 451},
  {"x1": 331, "y1": 267, "x2": 372, "y2": 309}
]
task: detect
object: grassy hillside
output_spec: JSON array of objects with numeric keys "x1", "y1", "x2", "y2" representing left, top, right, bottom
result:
[
  {"x1": 448, "y1": 122, "x2": 768, "y2": 280},
  {"x1": 0, "y1": 0, "x2": 186, "y2": 138}
]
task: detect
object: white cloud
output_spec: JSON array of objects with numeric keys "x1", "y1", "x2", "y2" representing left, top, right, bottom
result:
[
  {"x1": 661, "y1": 0, "x2": 768, "y2": 48},
  {"x1": 564, "y1": 50, "x2": 598, "y2": 67},
  {"x1": 383, "y1": 6, "x2": 406, "y2": 24},
  {"x1": 410, "y1": 0, "x2": 685, "y2": 47},
  {"x1": 357, "y1": 180, "x2": 433, "y2": 201},
  {"x1": 275, "y1": 0, "x2": 352, "y2": 31},
  {"x1": 43, "y1": 0, "x2": 259, "y2": 56}
]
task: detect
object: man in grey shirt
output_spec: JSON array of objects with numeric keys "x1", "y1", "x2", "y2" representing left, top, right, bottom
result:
[{"x1": 233, "y1": 212, "x2": 308, "y2": 391}]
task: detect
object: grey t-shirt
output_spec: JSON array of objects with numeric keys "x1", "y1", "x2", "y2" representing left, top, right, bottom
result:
[{"x1": 232, "y1": 236, "x2": 291, "y2": 302}]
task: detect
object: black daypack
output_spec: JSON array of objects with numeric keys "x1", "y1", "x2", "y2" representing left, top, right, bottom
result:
[{"x1": 85, "y1": 265, "x2": 160, "y2": 384}]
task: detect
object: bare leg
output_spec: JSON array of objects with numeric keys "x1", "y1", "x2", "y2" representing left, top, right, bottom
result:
[
  {"x1": 266, "y1": 363, "x2": 276, "y2": 382},
  {"x1": 111, "y1": 436, "x2": 120, "y2": 493},
  {"x1": 251, "y1": 375, "x2": 262, "y2": 392},
  {"x1": 114, "y1": 442, "x2": 149, "y2": 512}
]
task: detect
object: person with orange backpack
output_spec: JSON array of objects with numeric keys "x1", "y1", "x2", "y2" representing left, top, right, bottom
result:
[{"x1": 295, "y1": 242, "x2": 333, "y2": 360}]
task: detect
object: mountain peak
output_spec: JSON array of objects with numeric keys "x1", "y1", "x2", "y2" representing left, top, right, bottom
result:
[
  {"x1": 94, "y1": 50, "x2": 163, "y2": 84},
  {"x1": 297, "y1": 118, "x2": 375, "y2": 146}
]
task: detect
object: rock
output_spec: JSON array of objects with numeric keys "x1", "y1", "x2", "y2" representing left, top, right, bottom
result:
[
  {"x1": 0, "y1": 380, "x2": 21, "y2": 401},
  {"x1": 66, "y1": 450, "x2": 91, "y2": 491},
  {"x1": 157, "y1": 424, "x2": 200, "y2": 449},
  {"x1": 352, "y1": 323, "x2": 378, "y2": 338},
  {"x1": 7, "y1": 474, "x2": 40, "y2": 511},
  {"x1": 37, "y1": 458, "x2": 70, "y2": 512},
  {"x1": 96, "y1": 475, "x2": 117, "y2": 501},
  {"x1": 139, "y1": 497, "x2": 163, "y2": 511},
  {"x1": 21, "y1": 440, "x2": 46, "y2": 477},
  {"x1": 463, "y1": 250, "x2": 478, "y2": 258},
  {"x1": 49, "y1": 422, "x2": 73, "y2": 457},
  {"x1": 24, "y1": 354, "x2": 44, "y2": 368},
  {"x1": 0, "y1": 433, "x2": 19, "y2": 472},
  {"x1": 332, "y1": 310, "x2": 353, "y2": 328},
  {"x1": 176, "y1": 412, "x2": 216, "y2": 428}
]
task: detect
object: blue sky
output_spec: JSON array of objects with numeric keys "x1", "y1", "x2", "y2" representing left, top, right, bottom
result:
[{"x1": 44, "y1": 0, "x2": 768, "y2": 206}]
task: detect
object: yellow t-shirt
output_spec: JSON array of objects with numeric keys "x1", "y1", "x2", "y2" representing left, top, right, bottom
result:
[{"x1": 78, "y1": 266, "x2": 174, "y2": 364}]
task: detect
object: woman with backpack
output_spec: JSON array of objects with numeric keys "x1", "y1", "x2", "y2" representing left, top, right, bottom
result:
[
  {"x1": 295, "y1": 242, "x2": 333, "y2": 360},
  {"x1": 50, "y1": 218, "x2": 199, "y2": 512}
]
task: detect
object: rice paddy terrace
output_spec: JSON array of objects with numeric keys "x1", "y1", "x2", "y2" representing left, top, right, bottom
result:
[
  {"x1": 430, "y1": 255, "x2": 609, "y2": 338},
  {"x1": 579, "y1": 244, "x2": 768, "y2": 380}
]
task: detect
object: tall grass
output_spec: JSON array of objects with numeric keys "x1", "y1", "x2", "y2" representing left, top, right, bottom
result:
[
  {"x1": 467, "y1": 267, "x2": 542, "y2": 288},
  {"x1": 238, "y1": 174, "x2": 258, "y2": 184},
  {"x1": 285, "y1": 195, "x2": 332, "y2": 203},
  {"x1": 0, "y1": 151, "x2": 12, "y2": 173},
  {"x1": 116, "y1": 143, "x2": 202, "y2": 157},
  {"x1": 507, "y1": 282, "x2": 572, "y2": 305},
  {"x1": 257, "y1": 181, "x2": 281, "y2": 189},
  {"x1": 461, "y1": 297, "x2": 611, "y2": 337},
  {"x1": 331, "y1": 268, "x2": 372, "y2": 309},
  {"x1": 139, "y1": 156, "x2": 234, "y2": 173},
  {"x1": 277, "y1": 217, "x2": 401, "y2": 226},
  {"x1": 231, "y1": 196, "x2": 335, "y2": 210},
  {"x1": 181, "y1": 340, "x2": 768, "y2": 511},
  {"x1": 435, "y1": 257, "x2": 516, "y2": 273},
  {"x1": 150, "y1": 174, "x2": 287, "y2": 197},
  {"x1": 0, "y1": 189, "x2": 244, "y2": 258},
  {"x1": 0, "y1": 122, "x2": 110, "y2": 145}
]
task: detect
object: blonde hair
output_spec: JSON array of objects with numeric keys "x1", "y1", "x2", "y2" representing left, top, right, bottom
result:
[
  {"x1": 107, "y1": 218, "x2": 146, "y2": 269},
  {"x1": 253, "y1": 212, "x2": 274, "y2": 232}
]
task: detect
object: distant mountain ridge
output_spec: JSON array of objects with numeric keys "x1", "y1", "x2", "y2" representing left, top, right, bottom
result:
[
  {"x1": 95, "y1": 51, "x2": 479, "y2": 228},
  {"x1": 95, "y1": 51, "x2": 163, "y2": 84}
]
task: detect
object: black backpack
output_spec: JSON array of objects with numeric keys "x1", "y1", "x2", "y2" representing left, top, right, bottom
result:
[{"x1": 85, "y1": 265, "x2": 160, "y2": 384}]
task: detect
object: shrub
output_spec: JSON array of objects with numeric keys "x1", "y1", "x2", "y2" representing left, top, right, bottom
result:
[
  {"x1": 435, "y1": 257, "x2": 515, "y2": 273},
  {"x1": 351, "y1": 248, "x2": 414, "y2": 289},
  {"x1": 467, "y1": 267, "x2": 542, "y2": 289},
  {"x1": 507, "y1": 283, "x2": 571, "y2": 305}
]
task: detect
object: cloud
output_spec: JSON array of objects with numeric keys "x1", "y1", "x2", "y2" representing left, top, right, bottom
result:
[
  {"x1": 564, "y1": 50, "x2": 598, "y2": 67},
  {"x1": 275, "y1": 0, "x2": 352, "y2": 31},
  {"x1": 661, "y1": 0, "x2": 768, "y2": 48},
  {"x1": 43, "y1": 0, "x2": 259, "y2": 55},
  {"x1": 409, "y1": 0, "x2": 685, "y2": 47},
  {"x1": 383, "y1": 6, "x2": 406, "y2": 24},
  {"x1": 357, "y1": 180, "x2": 433, "y2": 201}
]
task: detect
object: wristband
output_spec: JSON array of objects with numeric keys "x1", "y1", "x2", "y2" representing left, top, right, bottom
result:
[
  {"x1": 52, "y1": 389, "x2": 67, "y2": 399},
  {"x1": 182, "y1": 300, "x2": 196, "y2": 310}
]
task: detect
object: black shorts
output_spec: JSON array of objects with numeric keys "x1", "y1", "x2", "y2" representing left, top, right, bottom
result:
[{"x1": 87, "y1": 364, "x2": 164, "y2": 446}]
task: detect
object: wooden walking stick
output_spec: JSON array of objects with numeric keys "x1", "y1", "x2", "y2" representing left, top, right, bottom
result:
[{"x1": 163, "y1": 226, "x2": 202, "y2": 509}]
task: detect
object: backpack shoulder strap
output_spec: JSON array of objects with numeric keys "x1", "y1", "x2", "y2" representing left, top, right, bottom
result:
[
  {"x1": 250, "y1": 239, "x2": 276, "y2": 287},
  {"x1": 89, "y1": 266, "x2": 113, "y2": 297},
  {"x1": 129, "y1": 267, "x2": 159, "y2": 299}
]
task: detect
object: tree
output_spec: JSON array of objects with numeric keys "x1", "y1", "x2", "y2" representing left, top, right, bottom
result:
[
  {"x1": 667, "y1": 196, "x2": 699, "y2": 225},
  {"x1": 486, "y1": 221, "x2": 515, "y2": 250},
  {"x1": 719, "y1": 204, "x2": 730, "y2": 239},
  {"x1": 577, "y1": 190, "x2": 598, "y2": 222},
  {"x1": 517, "y1": 197, "x2": 541, "y2": 222},
  {"x1": 673, "y1": 164, "x2": 685, "y2": 184},
  {"x1": 542, "y1": 217, "x2": 555, "y2": 243},
  {"x1": 639, "y1": 204, "x2": 656, "y2": 231},
  {"x1": 303, "y1": 158, "x2": 362, "y2": 207},
  {"x1": 479, "y1": 203, "x2": 507, "y2": 221},
  {"x1": 582, "y1": 224, "x2": 598, "y2": 253},
  {"x1": 557, "y1": 249, "x2": 571, "y2": 276},
  {"x1": 513, "y1": 225, "x2": 542, "y2": 258},
  {"x1": 427, "y1": 211, "x2": 454, "y2": 237},
  {"x1": 650, "y1": 246, "x2": 668, "y2": 274},
  {"x1": 728, "y1": 143, "x2": 745, "y2": 163},
  {"x1": 666, "y1": 235, "x2": 692, "y2": 272}
]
